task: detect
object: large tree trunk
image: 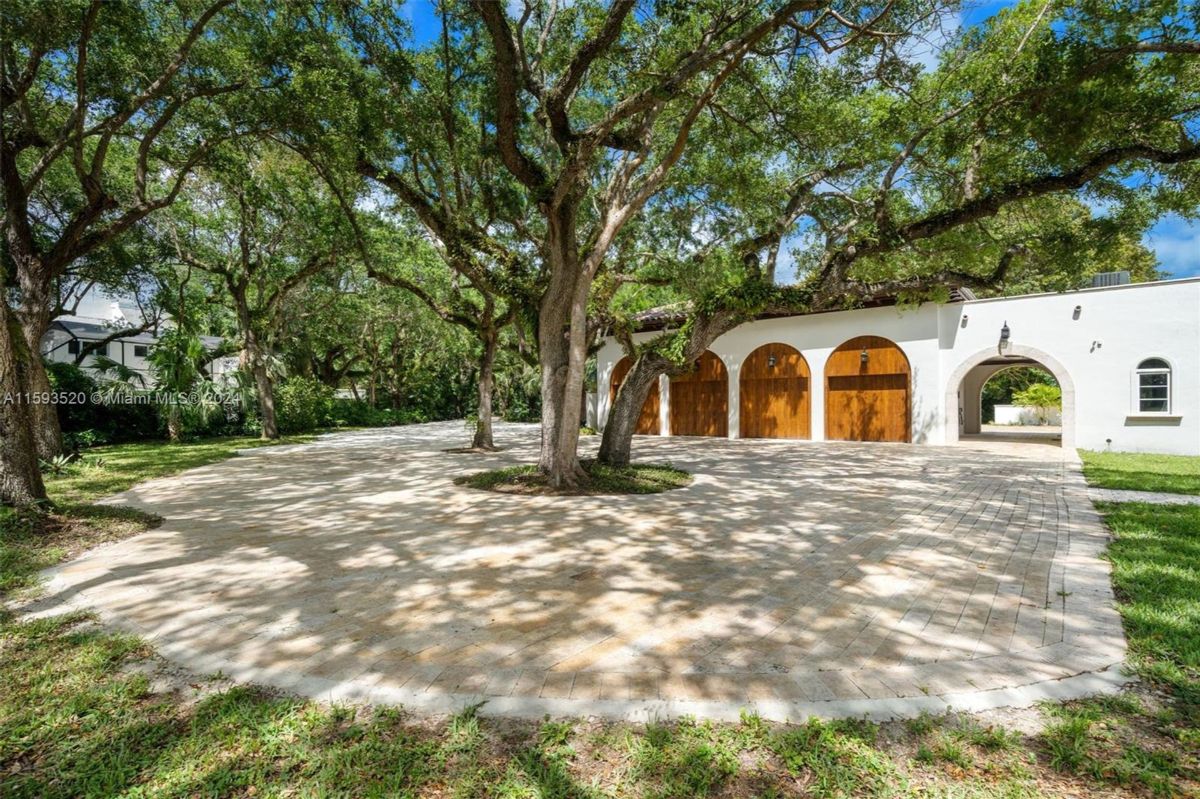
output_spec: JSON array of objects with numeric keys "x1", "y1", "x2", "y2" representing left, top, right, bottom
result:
[
  {"x1": 251, "y1": 358, "x2": 278, "y2": 439},
  {"x1": 536, "y1": 208, "x2": 589, "y2": 487},
  {"x1": 0, "y1": 304, "x2": 48, "y2": 506},
  {"x1": 598, "y1": 354, "x2": 665, "y2": 467},
  {"x1": 472, "y1": 327, "x2": 498, "y2": 450},
  {"x1": 243, "y1": 333, "x2": 278, "y2": 440},
  {"x1": 598, "y1": 312, "x2": 737, "y2": 467},
  {"x1": 17, "y1": 301, "x2": 62, "y2": 460}
]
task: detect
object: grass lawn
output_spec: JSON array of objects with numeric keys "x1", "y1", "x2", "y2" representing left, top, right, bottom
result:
[
  {"x1": 1, "y1": 435, "x2": 312, "y2": 598},
  {"x1": 0, "y1": 614, "x2": 1114, "y2": 799},
  {"x1": 1, "y1": 442, "x2": 1197, "y2": 797},
  {"x1": 49, "y1": 435, "x2": 316, "y2": 505},
  {"x1": 1080, "y1": 450, "x2": 1200, "y2": 495}
]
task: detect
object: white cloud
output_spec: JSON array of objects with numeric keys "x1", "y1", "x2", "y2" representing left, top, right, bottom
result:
[{"x1": 1144, "y1": 214, "x2": 1200, "y2": 278}]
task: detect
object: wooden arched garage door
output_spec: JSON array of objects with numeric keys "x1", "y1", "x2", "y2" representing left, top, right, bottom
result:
[
  {"x1": 669, "y1": 351, "x2": 728, "y2": 437},
  {"x1": 610, "y1": 357, "x2": 660, "y2": 435},
  {"x1": 740, "y1": 343, "x2": 810, "y2": 439},
  {"x1": 825, "y1": 336, "x2": 911, "y2": 442}
]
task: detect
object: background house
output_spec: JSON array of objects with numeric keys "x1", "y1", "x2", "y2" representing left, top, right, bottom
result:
[{"x1": 40, "y1": 287, "x2": 239, "y2": 385}]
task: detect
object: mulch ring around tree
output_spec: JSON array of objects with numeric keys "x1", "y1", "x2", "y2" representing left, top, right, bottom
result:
[{"x1": 453, "y1": 459, "x2": 691, "y2": 496}]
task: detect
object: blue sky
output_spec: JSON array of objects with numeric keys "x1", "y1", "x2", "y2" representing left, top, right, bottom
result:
[{"x1": 403, "y1": 0, "x2": 1198, "y2": 278}]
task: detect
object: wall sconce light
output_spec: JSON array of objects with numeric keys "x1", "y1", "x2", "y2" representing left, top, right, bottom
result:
[
  {"x1": 998, "y1": 321, "x2": 1011, "y2": 353},
  {"x1": 1073, "y1": 305, "x2": 1082, "y2": 320},
  {"x1": 860, "y1": 349, "x2": 869, "y2": 364},
  {"x1": 767, "y1": 355, "x2": 777, "y2": 368},
  {"x1": 960, "y1": 314, "x2": 969, "y2": 328}
]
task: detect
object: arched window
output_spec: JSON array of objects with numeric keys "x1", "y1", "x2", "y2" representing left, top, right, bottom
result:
[{"x1": 1135, "y1": 358, "x2": 1171, "y2": 413}]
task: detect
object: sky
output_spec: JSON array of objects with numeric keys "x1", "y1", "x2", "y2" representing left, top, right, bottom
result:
[{"x1": 402, "y1": 0, "x2": 1198, "y2": 279}]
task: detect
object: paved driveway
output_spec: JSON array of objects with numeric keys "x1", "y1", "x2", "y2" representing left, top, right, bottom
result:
[{"x1": 33, "y1": 422, "x2": 1126, "y2": 721}]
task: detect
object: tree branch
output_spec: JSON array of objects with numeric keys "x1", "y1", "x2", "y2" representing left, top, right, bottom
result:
[
  {"x1": 543, "y1": 0, "x2": 636, "y2": 147},
  {"x1": 471, "y1": 0, "x2": 549, "y2": 191}
]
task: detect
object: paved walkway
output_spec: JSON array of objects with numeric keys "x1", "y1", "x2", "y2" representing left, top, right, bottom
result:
[{"x1": 27, "y1": 422, "x2": 1127, "y2": 721}]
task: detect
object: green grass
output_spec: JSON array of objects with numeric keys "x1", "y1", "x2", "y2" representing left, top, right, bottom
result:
[
  {"x1": 455, "y1": 459, "x2": 692, "y2": 495},
  {"x1": 49, "y1": 435, "x2": 315, "y2": 505},
  {"x1": 1100, "y1": 502, "x2": 1200, "y2": 704},
  {"x1": 1080, "y1": 450, "x2": 1200, "y2": 495},
  {"x1": 1, "y1": 435, "x2": 312, "y2": 600}
]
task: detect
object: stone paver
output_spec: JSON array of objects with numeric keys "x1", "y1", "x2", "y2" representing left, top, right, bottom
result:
[{"x1": 24, "y1": 422, "x2": 1128, "y2": 721}]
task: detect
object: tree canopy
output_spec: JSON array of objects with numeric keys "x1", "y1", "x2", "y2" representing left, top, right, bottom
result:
[{"x1": 1, "y1": 0, "x2": 1198, "y2": 504}]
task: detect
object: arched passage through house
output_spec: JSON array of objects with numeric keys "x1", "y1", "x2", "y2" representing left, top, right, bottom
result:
[
  {"x1": 945, "y1": 345, "x2": 1075, "y2": 450},
  {"x1": 740, "y1": 343, "x2": 811, "y2": 439},
  {"x1": 669, "y1": 350, "x2": 728, "y2": 437},
  {"x1": 610, "y1": 356, "x2": 661, "y2": 435}
]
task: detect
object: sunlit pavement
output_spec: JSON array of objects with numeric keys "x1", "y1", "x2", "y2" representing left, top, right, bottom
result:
[{"x1": 27, "y1": 421, "x2": 1127, "y2": 721}]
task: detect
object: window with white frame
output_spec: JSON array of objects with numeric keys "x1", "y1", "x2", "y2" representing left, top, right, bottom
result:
[{"x1": 1135, "y1": 358, "x2": 1171, "y2": 413}]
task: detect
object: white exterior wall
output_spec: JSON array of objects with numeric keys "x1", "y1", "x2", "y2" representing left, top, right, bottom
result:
[
  {"x1": 598, "y1": 277, "x2": 1200, "y2": 455},
  {"x1": 42, "y1": 327, "x2": 240, "y2": 386},
  {"x1": 941, "y1": 279, "x2": 1199, "y2": 455},
  {"x1": 992, "y1": 405, "x2": 1063, "y2": 426},
  {"x1": 43, "y1": 330, "x2": 154, "y2": 376}
]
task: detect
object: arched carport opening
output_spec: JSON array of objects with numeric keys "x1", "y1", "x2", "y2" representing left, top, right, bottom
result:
[
  {"x1": 610, "y1": 356, "x2": 660, "y2": 435},
  {"x1": 740, "y1": 343, "x2": 810, "y2": 439},
  {"x1": 669, "y1": 350, "x2": 728, "y2": 437},
  {"x1": 945, "y1": 345, "x2": 1075, "y2": 450},
  {"x1": 825, "y1": 335, "x2": 911, "y2": 442}
]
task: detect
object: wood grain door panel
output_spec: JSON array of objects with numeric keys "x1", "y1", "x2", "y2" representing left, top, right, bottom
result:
[{"x1": 739, "y1": 343, "x2": 811, "y2": 439}]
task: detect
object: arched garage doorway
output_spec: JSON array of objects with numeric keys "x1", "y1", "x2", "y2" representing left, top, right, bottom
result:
[
  {"x1": 740, "y1": 343, "x2": 811, "y2": 439},
  {"x1": 946, "y1": 345, "x2": 1075, "y2": 450},
  {"x1": 825, "y1": 336, "x2": 911, "y2": 442},
  {"x1": 670, "y1": 351, "x2": 728, "y2": 437},
  {"x1": 610, "y1": 356, "x2": 660, "y2": 435}
]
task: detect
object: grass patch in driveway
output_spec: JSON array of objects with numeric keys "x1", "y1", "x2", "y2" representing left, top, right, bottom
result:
[
  {"x1": 1080, "y1": 450, "x2": 1200, "y2": 495},
  {"x1": 456, "y1": 459, "x2": 691, "y2": 495}
]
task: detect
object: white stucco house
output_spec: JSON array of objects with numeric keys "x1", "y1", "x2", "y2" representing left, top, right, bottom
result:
[
  {"x1": 40, "y1": 287, "x2": 239, "y2": 384},
  {"x1": 597, "y1": 274, "x2": 1197, "y2": 455}
]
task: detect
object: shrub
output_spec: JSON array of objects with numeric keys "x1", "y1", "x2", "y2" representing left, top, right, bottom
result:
[
  {"x1": 45, "y1": 361, "x2": 102, "y2": 433},
  {"x1": 331, "y1": 398, "x2": 391, "y2": 427},
  {"x1": 1013, "y1": 383, "x2": 1062, "y2": 409},
  {"x1": 63, "y1": 429, "x2": 109, "y2": 450},
  {"x1": 1013, "y1": 383, "x2": 1062, "y2": 424},
  {"x1": 274, "y1": 376, "x2": 334, "y2": 433},
  {"x1": 46, "y1": 361, "x2": 159, "y2": 443}
]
